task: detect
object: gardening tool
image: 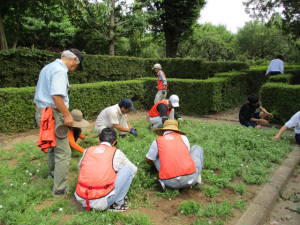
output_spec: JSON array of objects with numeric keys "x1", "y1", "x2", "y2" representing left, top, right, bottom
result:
[{"x1": 55, "y1": 124, "x2": 70, "y2": 139}]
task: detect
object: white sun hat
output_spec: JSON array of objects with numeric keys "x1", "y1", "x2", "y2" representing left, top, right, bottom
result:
[
  {"x1": 152, "y1": 63, "x2": 162, "y2": 70},
  {"x1": 169, "y1": 94, "x2": 179, "y2": 107}
]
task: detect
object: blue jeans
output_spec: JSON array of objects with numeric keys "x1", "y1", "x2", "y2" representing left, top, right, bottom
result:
[
  {"x1": 242, "y1": 112, "x2": 260, "y2": 128},
  {"x1": 296, "y1": 133, "x2": 300, "y2": 145},
  {"x1": 107, "y1": 165, "x2": 134, "y2": 206},
  {"x1": 155, "y1": 145, "x2": 204, "y2": 189}
]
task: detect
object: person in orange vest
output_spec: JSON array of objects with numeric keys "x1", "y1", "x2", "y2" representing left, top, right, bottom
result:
[
  {"x1": 152, "y1": 63, "x2": 167, "y2": 104},
  {"x1": 75, "y1": 128, "x2": 137, "y2": 211},
  {"x1": 68, "y1": 109, "x2": 90, "y2": 154},
  {"x1": 147, "y1": 94, "x2": 182, "y2": 129},
  {"x1": 145, "y1": 120, "x2": 204, "y2": 192}
]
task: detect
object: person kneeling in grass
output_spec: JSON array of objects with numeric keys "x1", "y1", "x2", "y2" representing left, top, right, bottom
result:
[
  {"x1": 145, "y1": 120, "x2": 204, "y2": 192},
  {"x1": 75, "y1": 128, "x2": 137, "y2": 211},
  {"x1": 273, "y1": 111, "x2": 300, "y2": 145},
  {"x1": 239, "y1": 94, "x2": 273, "y2": 129}
]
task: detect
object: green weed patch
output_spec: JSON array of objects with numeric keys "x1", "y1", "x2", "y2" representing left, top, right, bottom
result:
[{"x1": 0, "y1": 119, "x2": 293, "y2": 224}]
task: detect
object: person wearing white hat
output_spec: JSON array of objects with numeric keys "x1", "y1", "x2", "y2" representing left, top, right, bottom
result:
[
  {"x1": 152, "y1": 63, "x2": 168, "y2": 104},
  {"x1": 145, "y1": 120, "x2": 204, "y2": 192},
  {"x1": 147, "y1": 94, "x2": 182, "y2": 129}
]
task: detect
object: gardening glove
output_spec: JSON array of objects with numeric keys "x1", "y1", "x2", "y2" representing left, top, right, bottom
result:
[
  {"x1": 129, "y1": 128, "x2": 138, "y2": 136},
  {"x1": 177, "y1": 117, "x2": 183, "y2": 122},
  {"x1": 162, "y1": 89, "x2": 165, "y2": 95}
]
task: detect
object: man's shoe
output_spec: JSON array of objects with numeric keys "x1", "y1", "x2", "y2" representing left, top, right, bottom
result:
[
  {"x1": 194, "y1": 175, "x2": 203, "y2": 187},
  {"x1": 108, "y1": 202, "x2": 129, "y2": 212},
  {"x1": 52, "y1": 187, "x2": 69, "y2": 197},
  {"x1": 157, "y1": 179, "x2": 165, "y2": 192}
]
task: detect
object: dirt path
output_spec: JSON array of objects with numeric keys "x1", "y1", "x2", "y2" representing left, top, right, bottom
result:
[{"x1": 1, "y1": 107, "x2": 298, "y2": 225}]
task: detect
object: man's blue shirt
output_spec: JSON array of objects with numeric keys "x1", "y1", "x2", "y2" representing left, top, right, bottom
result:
[{"x1": 34, "y1": 59, "x2": 70, "y2": 108}]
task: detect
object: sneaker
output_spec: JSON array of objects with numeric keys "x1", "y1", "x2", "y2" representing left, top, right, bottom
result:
[
  {"x1": 52, "y1": 187, "x2": 69, "y2": 197},
  {"x1": 157, "y1": 179, "x2": 166, "y2": 192},
  {"x1": 194, "y1": 175, "x2": 203, "y2": 187},
  {"x1": 108, "y1": 202, "x2": 129, "y2": 212}
]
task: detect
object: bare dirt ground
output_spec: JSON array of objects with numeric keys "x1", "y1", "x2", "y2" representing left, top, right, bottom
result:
[{"x1": 1, "y1": 106, "x2": 299, "y2": 225}]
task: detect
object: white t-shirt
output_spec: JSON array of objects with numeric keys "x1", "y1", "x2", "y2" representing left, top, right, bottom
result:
[
  {"x1": 285, "y1": 111, "x2": 300, "y2": 134},
  {"x1": 266, "y1": 59, "x2": 284, "y2": 74},
  {"x1": 146, "y1": 131, "x2": 190, "y2": 161},
  {"x1": 75, "y1": 142, "x2": 137, "y2": 211},
  {"x1": 95, "y1": 104, "x2": 127, "y2": 128}
]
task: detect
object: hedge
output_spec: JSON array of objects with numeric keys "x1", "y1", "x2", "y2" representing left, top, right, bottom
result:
[
  {"x1": 0, "y1": 48, "x2": 249, "y2": 88},
  {"x1": 0, "y1": 80, "x2": 145, "y2": 133},
  {"x1": 260, "y1": 82, "x2": 300, "y2": 124},
  {"x1": 267, "y1": 74, "x2": 293, "y2": 84}
]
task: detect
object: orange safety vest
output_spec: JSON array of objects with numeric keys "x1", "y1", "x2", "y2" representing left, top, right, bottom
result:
[
  {"x1": 38, "y1": 107, "x2": 56, "y2": 153},
  {"x1": 75, "y1": 145, "x2": 117, "y2": 211},
  {"x1": 148, "y1": 100, "x2": 170, "y2": 117},
  {"x1": 157, "y1": 70, "x2": 168, "y2": 91},
  {"x1": 157, "y1": 133, "x2": 196, "y2": 180}
]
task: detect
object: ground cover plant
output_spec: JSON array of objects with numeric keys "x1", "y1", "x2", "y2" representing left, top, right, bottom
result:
[{"x1": 0, "y1": 119, "x2": 294, "y2": 224}]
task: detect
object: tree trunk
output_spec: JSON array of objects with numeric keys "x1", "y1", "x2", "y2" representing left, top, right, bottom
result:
[
  {"x1": 108, "y1": 0, "x2": 115, "y2": 56},
  {"x1": 0, "y1": 12, "x2": 8, "y2": 51},
  {"x1": 12, "y1": 21, "x2": 20, "y2": 49},
  {"x1": 165, "y1": 31, "x2": 179, "y2": 58}
]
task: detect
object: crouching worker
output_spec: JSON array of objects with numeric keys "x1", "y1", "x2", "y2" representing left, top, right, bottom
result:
[
  {"x1": 75, "y1": 128, "x2": 137, "y2": 211},
  {"x1": 239, "y1": 94, "x2": 273, "y2": 129},
  {"x1": 145, "y1": 120, "x2": 204, "y2": 192}
]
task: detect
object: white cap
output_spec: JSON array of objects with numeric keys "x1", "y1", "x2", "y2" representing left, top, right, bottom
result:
[
  {"x1": 152, "y1": 63, "x2": 162, "y2": 70},
  {"x1": 169, "y1": 94, "x2": 179, "y2": 107}
]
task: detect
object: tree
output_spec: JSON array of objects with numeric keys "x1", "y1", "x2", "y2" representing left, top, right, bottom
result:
[
  {"x1": 234, "y1": 20, "x2": 289, "y2": 60},
  {"x1": 63, "y1": 0, "x2": 131, "y2": 56},
  {"x1": 243, "y1": 0, "x2": 300, "y2": 39},
  {"x1": 177, "y1": 23, "x2": 235, "y2": 60},
  {"x1": 138, "y1": 0, "x2": 206, "y2": 58}
]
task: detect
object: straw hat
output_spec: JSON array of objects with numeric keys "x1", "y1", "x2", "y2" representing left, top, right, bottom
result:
[
  {"x1": 71, "y1": 109, "x2": 90, "y2": 128},
  {"x1": 55, "y1": 124, "x2": 69, "y2": 139},
  {"x1": 154, "y1": 120, "x2": 186, "y2": 136}
]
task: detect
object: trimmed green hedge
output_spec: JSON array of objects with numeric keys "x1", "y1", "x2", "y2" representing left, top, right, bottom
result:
[
  {"x1": 0, "y1": 48, "x2": 248, "y2": 88},
  {"x1": 267, "y1": 74, "x2": 293, "y2": 84},
  {"x1": 0, "y1": 80, "x2": 144, "y2": 133},
  {"x1": 260, "y1": 82, "x2": 300, "y2": 124}
]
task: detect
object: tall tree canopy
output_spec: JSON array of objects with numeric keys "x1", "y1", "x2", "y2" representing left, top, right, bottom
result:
[
  {"x1": 138, "y1": 0, "x2": 206, "y2": 58},
  {"x1": 243, "y1": 0, "x2": 300, "y2": 38}
]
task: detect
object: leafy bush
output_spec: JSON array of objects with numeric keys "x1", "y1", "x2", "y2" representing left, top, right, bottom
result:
[
  {"x1": 260, "y1": 82, "x2": 300, "y2": 124},
  {"x1": 267, "y1": 74, "x2": 293, "y2": 84},
  {"x1": 0, "y1": 48, "x2": 248, "y2": 88}
]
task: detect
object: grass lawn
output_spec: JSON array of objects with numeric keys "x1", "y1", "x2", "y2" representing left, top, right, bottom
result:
[{"x1": 0, "y1": 119, "x2": 294, "y2": 224}]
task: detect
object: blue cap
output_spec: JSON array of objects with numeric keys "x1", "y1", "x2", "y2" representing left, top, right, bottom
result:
[{"x1": 120, "y1": 98, "x2": 136, "y2": 111}]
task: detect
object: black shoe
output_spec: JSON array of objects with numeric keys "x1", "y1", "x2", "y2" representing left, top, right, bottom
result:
[
  {"x1": 108, "y1": 202, "x2": 129, "y2": 212},
  {"x1": 157, "y1": 179, "x2": 166, "y2": 192},
  {"x1": 119, "y1": 134, "x2": 126, "y2": 138},
  {"x1": 52, "y1": 187, "x2": 69, "y2": 197}
]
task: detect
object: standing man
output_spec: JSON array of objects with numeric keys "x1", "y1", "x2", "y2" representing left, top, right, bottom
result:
[
  {"x1": 34, "y1": 48, "x2": 84, "y2": 196},
  {"x1": 145, "y1": 120, "x2": 204, "y2": 192},
  {"x1": 95, "y1": 98, "x2": 137, "y2": 137},
  {"x1": 75, "y1": 128, "x2": 137, "y2": 211},
  {"x1": 266, "y1": 55, "x2": 284, "y2": 77},
  {"x1": 153, "y1": 63, "x2": 168, "y2": 104},
  {"x1": 147, "y1": 94, "x2": 182, "y2": 129}
]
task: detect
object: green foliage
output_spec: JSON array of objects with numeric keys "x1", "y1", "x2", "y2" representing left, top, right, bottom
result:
[
  {"x1": 178, "y1": 200, "x2": 201, "y2": 215},
  {"x1": 267, "y1": 74, "x2": 293, "y2": 84},
  {"x1": 0, "y1": 118, "x2": 294, "y2": 224},
  {"x1": 178, "y1": 23, "x2": 235, "y2": 60},
  {"x1": 0, "y1": 48, "x2": 249, "y2": 88},
  {"x1": 260, "y1": 82, "x2": 300, "y2": 124}
]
